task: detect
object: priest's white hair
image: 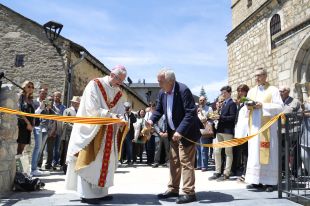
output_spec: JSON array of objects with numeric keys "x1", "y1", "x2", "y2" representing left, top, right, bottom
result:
[{"x1": 111, "y1": 65, "x2": 127, "y2": 76}]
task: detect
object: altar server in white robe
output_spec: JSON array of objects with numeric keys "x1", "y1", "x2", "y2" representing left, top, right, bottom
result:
[
  {"x1": 245, "y1": 68, "x2": 283, "y2": 192},
  {"x1": 65, "y1": 65, "x2": 127, "y2": 204}
]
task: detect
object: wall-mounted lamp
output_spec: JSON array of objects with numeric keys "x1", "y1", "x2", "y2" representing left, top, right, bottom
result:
[{"x1": 43, "y1": 21, "x2": 63, "y2": 42}]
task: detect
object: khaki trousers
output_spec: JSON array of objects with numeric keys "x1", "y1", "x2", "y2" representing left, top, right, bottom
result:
[
  {"x1": 214, "y1": 133, "x2": 233, "y2": 176},
  {"x1": 168, "y1": 139, "x2": 196, "y2": 195}
]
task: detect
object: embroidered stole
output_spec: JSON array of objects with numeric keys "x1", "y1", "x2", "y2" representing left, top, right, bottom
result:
[
  {"x1": 75, "y1": 78, "x2": 123, "y2": 187},
  {"x1": 248, "y1": 83, "x2": 273, "y2": 165}
]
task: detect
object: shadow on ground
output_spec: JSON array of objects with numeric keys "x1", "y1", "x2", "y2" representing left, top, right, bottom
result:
[
  {"x1": 196, "y1": 191, "x2": 235, "y2": 204},
  {"x1": 39, "y1": 178, "x2": 64, "y2": 184},
  {"x1": 0, "y1": 189, "x2": 55, "y2": 206},
  {"x1": 70, "y1": 193, "x2": 162, "y2": 205},
  {"x1": 65, "y1": 191, "x2": 237, "y2": 205}
]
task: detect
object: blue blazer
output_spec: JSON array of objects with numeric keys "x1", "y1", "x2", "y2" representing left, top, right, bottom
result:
[
  {"x1": 217, "y1": 98, "x2": 237, "y2": 135},
  {"x1": 150, "y1": 81, "x2": 202, "y2": 146}
]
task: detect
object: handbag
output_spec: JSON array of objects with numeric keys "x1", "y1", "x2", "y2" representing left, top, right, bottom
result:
[{"x1": 200, "y1": 122, "x2": 214, "y2": 138}]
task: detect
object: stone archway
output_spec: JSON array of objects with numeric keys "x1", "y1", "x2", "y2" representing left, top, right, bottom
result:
[{"x1": 292, "y1": 33, "x2": 310, "y2": 102}]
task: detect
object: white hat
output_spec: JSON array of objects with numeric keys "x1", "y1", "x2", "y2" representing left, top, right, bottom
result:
[{"x1": 70, "y1": 96, "x2": 81, "y2": 103}]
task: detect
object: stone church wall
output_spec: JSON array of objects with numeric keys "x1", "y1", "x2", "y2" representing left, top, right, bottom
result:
[
  {"x1": 228, "y1": 0, "x2": 310, "y2": 98},
  {"x1": 228, "y1": 17, "x2": 274, "y2": 89}
]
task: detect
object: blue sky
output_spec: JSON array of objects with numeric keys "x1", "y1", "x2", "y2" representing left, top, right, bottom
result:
[{"x1": 2, "y1": 0, "x2": 231, "y2": 101}]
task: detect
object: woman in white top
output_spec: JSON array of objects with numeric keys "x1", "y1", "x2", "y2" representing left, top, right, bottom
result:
[{"x1": 133, "y1": 109, "x2": 146, "y2": 163}]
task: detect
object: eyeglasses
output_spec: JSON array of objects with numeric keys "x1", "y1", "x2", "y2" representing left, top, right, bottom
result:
[
  {"x1": 114, "y1": 75, "x2": 124, "y2": 83},
  {"x1": 27, "y1": 85, "x2": 34, "y2": 89}
]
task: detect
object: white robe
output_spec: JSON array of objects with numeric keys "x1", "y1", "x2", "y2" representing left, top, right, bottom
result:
[
  {"x1": 235, "y1": 105, "x2": 249, "y2": 139},
  {"x1": 65, "y1": 76, "x2": 125, "y2": 198},
  {"x1": 245, "y1": 85, "x2": 283, "y2": 185}
]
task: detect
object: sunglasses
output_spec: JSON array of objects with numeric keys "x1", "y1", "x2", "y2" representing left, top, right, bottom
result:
[{"x1": 27, "y1": 85, "x2": 34, "y2": 89}]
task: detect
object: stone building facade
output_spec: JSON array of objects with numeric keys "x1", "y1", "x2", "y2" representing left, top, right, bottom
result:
[
  {"x1": 0, "y1": 4, "x2": 147, "y2": 193},
  {"x1": 227, "y1": 0, "x2": 310, "y2": 101}
]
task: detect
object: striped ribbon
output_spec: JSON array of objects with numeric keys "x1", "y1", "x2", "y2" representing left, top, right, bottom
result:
[
  {"x1": 0, "y1": 106, "x2": 125, "y2": 125},
  {"x1": 0, "y1": 107, "x2": 285, "y2": 148},
  {"x1": 183, "y1": 112, "x2": 285, "y2": 148}
]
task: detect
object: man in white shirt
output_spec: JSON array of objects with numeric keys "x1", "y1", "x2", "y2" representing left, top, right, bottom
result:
[{"x1": 59, "y1": 96, "x2": 81, "y2": 173}]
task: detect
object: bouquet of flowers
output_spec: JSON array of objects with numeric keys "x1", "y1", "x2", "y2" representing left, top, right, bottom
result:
[{"x1": 207, "y1": 110, "x2": 220, "y2": 120}]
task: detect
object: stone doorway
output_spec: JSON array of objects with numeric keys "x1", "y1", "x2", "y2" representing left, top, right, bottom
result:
[{"x1": 292, "y1": 34, "x2": 310, "y2": 102}]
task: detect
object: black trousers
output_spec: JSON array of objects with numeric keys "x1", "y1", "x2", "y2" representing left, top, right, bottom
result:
[{"x1": 146, "y1": 135, "x2": 156, "y2": 164}]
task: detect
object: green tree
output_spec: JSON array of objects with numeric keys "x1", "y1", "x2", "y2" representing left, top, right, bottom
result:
[{"x1": 200, "y1": 86, "x2": 207, "y2": 98}]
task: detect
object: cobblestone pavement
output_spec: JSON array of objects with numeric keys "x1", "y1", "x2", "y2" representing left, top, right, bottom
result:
[{"x1": 0, "y1": 163, "x2": 301, "y2": 206}]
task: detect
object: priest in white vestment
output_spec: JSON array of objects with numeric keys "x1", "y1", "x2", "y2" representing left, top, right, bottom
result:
[
  {"x1": 245, "y1": 68, "x2": 283, "y2": 192},
  {"x1": 65, "y1": 65, "x2": 127, "y2": 204}
]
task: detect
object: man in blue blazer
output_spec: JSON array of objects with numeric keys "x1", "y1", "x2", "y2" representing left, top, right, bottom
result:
[
  {"x1": 209, "y1": 86, "x2": 237, "y2": 181},
  {"x1": 147, "y1": 69, "x2": 201, "y2": 204}
]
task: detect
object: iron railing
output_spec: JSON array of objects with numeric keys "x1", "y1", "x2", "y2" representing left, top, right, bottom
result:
[{"x1": 278, "y1": 110, "x2": 310, "y2": 205}]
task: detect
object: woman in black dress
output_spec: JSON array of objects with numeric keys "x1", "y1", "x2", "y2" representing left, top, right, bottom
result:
[{"x1": 17, "y1": 81, "x2": 35, "y2": 155}]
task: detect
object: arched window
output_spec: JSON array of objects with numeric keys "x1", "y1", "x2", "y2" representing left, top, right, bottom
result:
[
  {"x1": 270, "y1": 14, "x2": 281, "y2": 49},
  {"x1": 270, "y1": 14, "x2": 281, "y2": 36}
]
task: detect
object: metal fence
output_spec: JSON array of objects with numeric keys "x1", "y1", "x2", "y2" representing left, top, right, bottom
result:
[{"x1": 278, "y1": 111, "x2": 310, "y2": 205}]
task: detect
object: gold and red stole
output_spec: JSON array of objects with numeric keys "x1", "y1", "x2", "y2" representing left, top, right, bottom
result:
[
  {"x1": 248, "y1": 83, "x2": 273, "y2": 165},
  {"x1": 75, "y1": 78, "x2": 126, "y2": 187}
]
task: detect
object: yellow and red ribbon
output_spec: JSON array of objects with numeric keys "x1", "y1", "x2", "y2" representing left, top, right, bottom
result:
[
  {"x1": 183, "y1": 112, "x2": 285, "y2": 148},
  {"x1": 0, "y1": 106, "x2": 124, "y2": 125},
  {"x1": 0, "y1": 107, "x2": 285, "y2": 148}
]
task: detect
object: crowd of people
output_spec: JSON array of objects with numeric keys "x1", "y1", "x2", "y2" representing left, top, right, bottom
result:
[
  {"x1": 15, "y1": 66, "x2": 310, "y2": 204},
  {"x1": 16, "y1": 81, "x2": 81, "y2": 177}
]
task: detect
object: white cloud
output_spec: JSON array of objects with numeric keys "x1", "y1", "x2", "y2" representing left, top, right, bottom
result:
[{"x1": 103, "y1": 56, "x2": 157, "y2": 66}]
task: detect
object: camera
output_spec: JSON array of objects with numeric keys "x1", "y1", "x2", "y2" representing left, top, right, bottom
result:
[
  {"x1": 44, "y1": 99, "x2": 52, "y2": 107},
  {"x1": 245, "y1": 100, "x2": 256, "y2": 106}
]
